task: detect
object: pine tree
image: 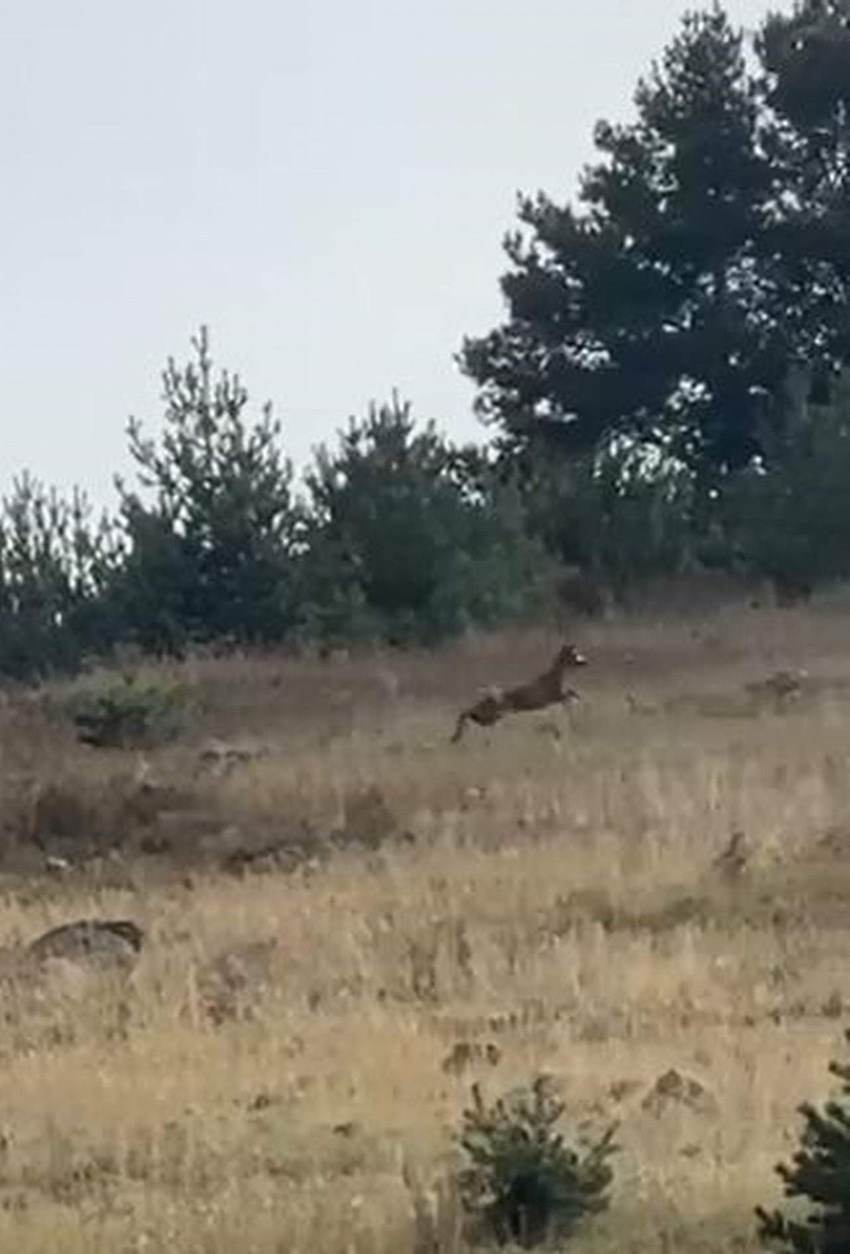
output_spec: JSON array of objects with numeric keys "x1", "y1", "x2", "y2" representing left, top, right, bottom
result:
[
  {"x1": 456, "y1": 1077, "x2": 617, "y2": 1248},
  {"x1": 114, "y1": 327, "x2": 302, "y2": 652},
  {"x1": 757, "y1": 1029, "x2": 850, "y2": 1253},
  {"x1": 722, "y1": 367, "x2": 850, "y2": 600},
  {"x1": 461, "y1": 6, "x2": 777, "y2": 482},
  {"x1": 758, "y1": 1, "x2": 850, "y2": 387},
  {"x1": 0, "y1": 476, "x2": 119, "y2": 678},
  {"x1": 302, "y1": 395, "x2": 555, "y2": 645}
]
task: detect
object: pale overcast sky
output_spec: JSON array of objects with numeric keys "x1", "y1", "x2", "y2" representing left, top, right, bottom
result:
[{"x1": 3, "y1": 0, "x2": 770, "y2": 505}]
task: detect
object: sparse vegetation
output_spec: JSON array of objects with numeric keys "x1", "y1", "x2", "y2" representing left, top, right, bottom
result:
[
  {"x1": 721, "y1": 372, "x2": 850, "y2": 603},
  {"x1": 66, "y1": 674, "x2": 183, "y2": 748},
  {"x1": 0, "y1": 609, "x2": 842, "y2": 1250}
]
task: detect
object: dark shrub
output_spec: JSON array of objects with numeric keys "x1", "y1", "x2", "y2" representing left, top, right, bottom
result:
[
  {"x1": 303, "y1": 394, "x2": 557, "y2": 646},
  {"x1": 67, "y1": 676, "x2": 183, "y2": 748},
  {"x1": 456, "y1": 1076, "x2": 617, "y2": 1248},
  {"x1": 757, "y1": 1029, "x2": 850, "y2": 1253}
]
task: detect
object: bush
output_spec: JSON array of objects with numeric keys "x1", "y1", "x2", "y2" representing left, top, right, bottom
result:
[
  {"x1": 67, "y1": 675, "x2": 183, "y2": 748},
  {"x1": 515, "y1": 437, "x2": 699, "y2": 603},
  {"x1": 723, "y1": 370, "x2": 850, "y2": 602},
  {"x1": 456, "y1": 1076, "x2": 617, "y2": 1248},
  {"x1": 757, "y1": 1029, "x2": 850, "y2": 1253}
]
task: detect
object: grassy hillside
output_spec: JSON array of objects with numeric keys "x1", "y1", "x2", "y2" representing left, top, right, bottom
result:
[{"x1": 1, "y1": 601, "x2": 850, "y2": 1251}]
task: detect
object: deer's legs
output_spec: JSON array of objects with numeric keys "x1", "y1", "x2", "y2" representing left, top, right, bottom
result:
[{"x1": 451, "y1": 697, "x2": 505, "y2": 743}]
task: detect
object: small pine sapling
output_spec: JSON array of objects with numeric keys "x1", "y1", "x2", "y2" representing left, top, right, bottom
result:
[
  {"x1": 757, "y1": 1029, "x2": 850, "y2": 1253},
  {"x1": 456, "y1": 1075, "x2": 617, "y2": 1248}
]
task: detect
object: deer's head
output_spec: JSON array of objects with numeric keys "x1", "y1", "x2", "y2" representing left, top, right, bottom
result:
[{"x1": 556, "y1": 644, "x2": 587, "y2": 669}]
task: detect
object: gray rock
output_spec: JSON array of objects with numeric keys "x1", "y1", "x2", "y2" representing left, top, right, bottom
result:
[{"x1": 27, "y1": 919, "x2": 144, "y2": 971}]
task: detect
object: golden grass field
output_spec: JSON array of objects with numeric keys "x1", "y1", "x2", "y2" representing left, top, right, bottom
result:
[{"x1": 2, "y1": 596, "x2": 850, "y2": 1252}]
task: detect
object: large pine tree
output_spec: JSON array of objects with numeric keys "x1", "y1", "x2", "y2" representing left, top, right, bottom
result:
[
  {"x1": 463, "y1": 2, "x2": 850, "y2": 484},
  {"x1": 758, "y1": 0, "x2": 850, "y2": 387},
  {"x1": 461, "y1": 6, "x2": 777, "y2": 481}
]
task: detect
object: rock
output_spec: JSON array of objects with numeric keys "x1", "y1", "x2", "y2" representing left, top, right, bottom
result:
[
  {"x1": 641, "y1": 1068, "x2": 717, "y2": 1118},
  {"x1": 27, "y1": 919, "x2": 144, "y2": 972}
]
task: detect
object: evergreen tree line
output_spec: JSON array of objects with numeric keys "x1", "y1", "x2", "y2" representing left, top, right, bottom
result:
[
  {"x1": 0, "y1": 328, "x2": 556, "y2": 679},
  {"x1": 8, "y1": 0, "x2": 850, "y2": 679}
]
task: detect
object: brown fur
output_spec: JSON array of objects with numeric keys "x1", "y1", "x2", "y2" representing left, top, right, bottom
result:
[{"x1": 451, "y1": 644, "x2": 587, "y2": 743}]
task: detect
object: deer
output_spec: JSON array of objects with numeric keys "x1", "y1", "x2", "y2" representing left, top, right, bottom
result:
[{"x1": 451, "y1": 644, "x2": 587, "y2": 744}]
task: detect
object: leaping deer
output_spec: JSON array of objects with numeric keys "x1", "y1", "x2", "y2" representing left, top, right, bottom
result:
[{"x1": 451, "y1": 644, "x2": 587, "y2": 744}]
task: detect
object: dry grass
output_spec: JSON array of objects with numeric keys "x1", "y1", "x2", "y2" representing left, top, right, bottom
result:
[{"x1": 3, "y1": 598, "x2": 850, "y2": 1249}]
